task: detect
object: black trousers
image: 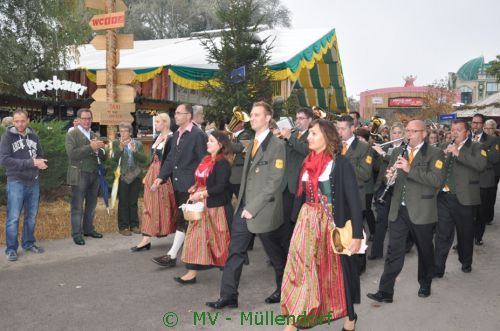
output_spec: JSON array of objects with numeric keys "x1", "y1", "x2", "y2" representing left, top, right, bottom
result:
[
  {"x1": 364, "y1": 193, "x2": 376, "y2": 235},
  {"x1": 379, "y1": 206, "x2": 435, "y2": 294},
  {"x1": 475, "y1": 186, "x2": 496, "y2": 241},
  {"x1": 220, "y1": 206, "x2": 288, "y2": 299},
  {"x1": 174, "y1": 191, "x2": 190, "y2": 232},
  {"x1": 117, "y1": 177, "x2": 141, "y2": 230},
  {"x1": 230, "y1": 184, "x2": 240, "y2": 200},
  {"x1": 371, "y1": 189, "x2": 392, "y2": 258},
  {"x1": 434, "y1": 192, "x2": 476, "y2": 273},
  {"x1": 281, "y1": 187, "x2": 296, "y2": 251}
]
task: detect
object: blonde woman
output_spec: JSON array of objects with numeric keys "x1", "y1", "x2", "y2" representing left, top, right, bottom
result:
[{"x1": 131, "y1": 113, "x2": 176, "y2": 251}]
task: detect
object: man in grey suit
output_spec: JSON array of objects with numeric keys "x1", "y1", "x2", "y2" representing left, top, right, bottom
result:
[
  {"x1": 434, "y1": 119, "x2": 487, "y2": 276},
  {"x1": 206, "y1": 101, "x2": 287, "y2": 309}
]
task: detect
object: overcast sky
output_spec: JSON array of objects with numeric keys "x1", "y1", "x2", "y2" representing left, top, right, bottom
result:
[{"x1": 284, "y1": 0, "x2": 500, "y2": 99}]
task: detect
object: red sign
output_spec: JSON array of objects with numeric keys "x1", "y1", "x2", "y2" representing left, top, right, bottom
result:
[
  {"x1": 388, "y1": 97, "x2": 423, "y2": 107},
  {"x1": 89, "y1": 12, "x2": 125, "y2": 30}
]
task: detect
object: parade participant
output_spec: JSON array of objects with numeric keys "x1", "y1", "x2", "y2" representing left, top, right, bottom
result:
[
  {"x1": 151, "y1": 104, "x2": 208, "y2": 266},
  {"x1": 367, "y1": 120, "x2": 445, "y2": 302},
  {"x1": 229, "y1": 120, "x2": 252, "y2": 200},
  {"x1": 369, "y1": 122, "x2": 405, "y2": 259},
  {"x1": 111, "y1": 123, "x2": 147, "y2": 236},
  {"x1": 428, "y1": 130, "x2": 439, "y2": 147},
  {"x1": 434, "y1": 119, "x2": 486, "y2": 276},
  {"x1": 206, "y1": 101, "x2": 287, "y2": 309},
  {"x1": 470, "y1": 114, "x2": 500, "y2": 245},
  {"x1": 484, "y1": 119, "x2": 500, "y2": 218},
  {"x1": 0, "y1": 110, "x2": 47, "y2": 261},
  {"x1": 281, "y1": 119, "x2": 363, "y2": 331},
  {"x1": 349, "y1": 111, "x2": 361, "y2": 128},
  {"x1": 279, "y1": 107, "x2": 313, "y2": 230},
  {"x1": 65, "y1": 108, "x2": 106, "y2": 245},
  {"x1": 337, "y1": 115, "x2": 372, "y2": 273},
  {"x1": 174, "y1": 131, "x2": 233, "y2": 285}
]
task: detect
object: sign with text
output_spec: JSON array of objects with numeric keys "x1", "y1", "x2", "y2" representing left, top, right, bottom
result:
[
  {"x1": 90, "y1": 34, "x2": 134, "y2": 50},
  {"x1": 89, "y1": 11, "x2": 125, "y2": 30},
  {"x1": 371, "y1": 96, "x2": 384, "y2": 105},
  {"x1": 96, "y1": 69, "x2": 136, "y2": 85},
  {"x1": 438, "y1": 113, "x2": 457, "y2": 121},
  {"x1": 91, "y1": 85, "x2": 136, "y2": 103},
  {"x1": 90, "y1": 102, "x2": 135, "y2": 124},
  {"x1": 388, "y1": 97, "x2": 423, "y2": 107},
  {"x1": 85, "y1": 0, "x2": 127, "y2": 12}
]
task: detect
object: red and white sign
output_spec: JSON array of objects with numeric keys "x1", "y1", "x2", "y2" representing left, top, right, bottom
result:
[
  {"x1": 388, "y1": 97, "x2": 423, "y2": 107},
  {"x1": 89, "y1": 11, "x2": 125, "y2": 30}
]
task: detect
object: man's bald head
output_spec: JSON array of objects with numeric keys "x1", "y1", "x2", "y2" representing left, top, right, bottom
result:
[{"x1": 405, "y1": 120, "x2": 427, "y2": 147}]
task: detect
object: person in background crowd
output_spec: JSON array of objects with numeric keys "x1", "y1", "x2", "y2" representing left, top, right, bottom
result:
[
  {"x1": 0, "y1": 110, "x2": 48, "y2": 261},
  {"x1": 174, "y1": 131, "x2": 233, "y2": 285},
  {"x1": 112, "y1": 123, "x2": 148, "y2": 236},
  {"x1": 65, "y1": 108, "x2": 106, "y2": 246},
  {"x1": 68, "y1": 118, "x2": 80, "y2": 132},
  {"x1": 470, "y1": 114, "x2": 500, "y2": 244},
  {"x1": 428, "y1": 130, "x2": 439, "y2": 147},
  {"x1": 483, "y1": 119, "x2": 500, "y2": 202},
  {"x1": 1, "y1": 116, "x2": 13, "y2": 127},
  {"x1": 131, "y1": 113, "x2": 177, "y2": 251},
  {"x1": 193, "y1": 105, "x2": 205, "y2": 132},
  {"x1": 349, "y1": 111, "x2": 361, "y2": 128},
  {"x1": 151, "y1": 104, "x2": 208, "y2": 267}
]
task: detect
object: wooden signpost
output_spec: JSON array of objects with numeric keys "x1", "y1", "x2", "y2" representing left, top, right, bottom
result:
[{"x1": 86, "y1": 0, "x2": 135, "y2": 131}]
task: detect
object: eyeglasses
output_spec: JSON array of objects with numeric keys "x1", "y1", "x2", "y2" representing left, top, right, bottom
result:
[
  {"x1": 296, "y1": 117, "x2": 308, "y2": 120},
  {"x1": 80, "y1": 117, "x2": 92, "y2": 121},
  {"x1": 406, "y1": 129, "x2": 424, "y2": 134},
  {"x1": 471, "y1": 121, "x2": 483, "y2": 124},
  {"x1": 175, "y1": 112, "x2": 190, "y2": 116}
]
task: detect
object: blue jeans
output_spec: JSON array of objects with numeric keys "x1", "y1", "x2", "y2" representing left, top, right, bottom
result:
[
  {"x1": 5, "y1": 180, "x2": 40, "y2": 253},
  {"x1": 70, "y1": 171, "x2": 99, "y2": 238}
]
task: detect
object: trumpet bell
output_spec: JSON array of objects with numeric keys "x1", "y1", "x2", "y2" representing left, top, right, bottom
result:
[{"x1": 225, "y1": 106, "x2": 250, "y2": 135}]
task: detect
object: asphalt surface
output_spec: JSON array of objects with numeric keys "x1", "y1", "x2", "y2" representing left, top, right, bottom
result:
[{"x1": 1, "y1": 202, "x2": 500, "y2": 331}]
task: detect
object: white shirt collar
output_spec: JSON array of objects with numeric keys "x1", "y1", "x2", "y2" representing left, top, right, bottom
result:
[
  {"x1": 234, "y1": 129, "x2": 244, "y2": 138},
  {"x1": 407, "y1": 141, "x2": 425, "y2": 154},
  {"x1": 343, "y1": 135, "x2": 355, "y2": 149},
  {"x1": 255, "y1": 129, "x2": 270, "y2": 145},
  {"x1": 77, "y1": 125, "x2": 91, "y2": 140}
]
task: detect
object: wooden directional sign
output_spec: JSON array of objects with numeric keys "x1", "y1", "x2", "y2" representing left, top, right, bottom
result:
[
  {"x1": 89, "y1": 11, "x2": 125, "y2": 31},
  {"x1": 85, "y1": 0, "x2": 127, "y2": 12},
  {"x1": 90, "y1": 34, "x2": 134, "y2": 50},
  {"x1": 90, "y1": 102, "x2": 135, "y2": 124},
  {"x1": 96, "y1": 69, "x2": 136, "y2": 85},
  {"x1": 91, "y1": 85, "x2": 136, "y2": 103}
]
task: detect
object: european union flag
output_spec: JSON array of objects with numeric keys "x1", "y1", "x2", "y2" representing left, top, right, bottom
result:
[{"x1": 230, "y1": 66, "x2": 245, "y2": 84}]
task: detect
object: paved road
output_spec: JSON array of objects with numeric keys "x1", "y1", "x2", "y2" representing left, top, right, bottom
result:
[{"x1": 1, "y1": 205, "x2": 500, "y2": 331}]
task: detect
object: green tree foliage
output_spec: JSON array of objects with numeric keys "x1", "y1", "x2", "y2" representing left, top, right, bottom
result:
[
  {"x1": 201, "y1": 0, "x2": 274, "y2": 123},
  {"x1": 0, "y1": 0, "x2": 91, "y2": 94},
  {"x1": 122, "y1": 0, "x2": 290, "y2": 40},
  {"x1": 486, "y1": 55, "x2": 500, "y2": 83}
]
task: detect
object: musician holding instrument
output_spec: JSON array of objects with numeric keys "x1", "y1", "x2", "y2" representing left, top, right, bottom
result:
[
  {"x1": 434, "y1": 119, "x2": 487, "y2": 277},
  {"x1": 367, "y1": 120, "x2": 445, "y2": 303}
]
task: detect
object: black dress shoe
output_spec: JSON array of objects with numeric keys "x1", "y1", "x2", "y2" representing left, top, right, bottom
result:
[
  {"x1": 366, "y1": 291, "x2": 393, "y2": 303},
  {"x1": 174, "y1": 276, "x2": 197, "y2": 285},
  {"x1": 73, "y1": 236, "x2": 85, "y2": 245},
  {"x1": 206, "y1": 297, "x2": 238, "y2": 309},
  {"x1": 130, "y1": 243, "x2": 151, "y2": 252},
  {"x1": 151, "y1": 254, "x2": 177, "y2": 267},
  {"x1": 418, "y1": 286, "x2": 431, "y2": 298},
  {"x1": 84, "y1": 231, "x2": 103, "y2": 238},
  {"x1": 367, "y1": 255, "x2": 381, "y2": 260},
  {"x1": 265, "y1": 289, "x2": 281, "y2": 304},
  {"x1": 452, "y1": 244, "x2": 457, "y2": 250},
  {"x1": 433, "y1": 271, "x2": 444, "y2": 279},
  {"x1": 461, "y1": 265, "x2": 472, "y2": 273},
  {"x1": 475, "y1": 239, "x2": 484, "y2": 246}
]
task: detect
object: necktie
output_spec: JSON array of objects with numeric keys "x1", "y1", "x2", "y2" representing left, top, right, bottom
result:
[
  {"x1": 408, "y1": 147, "x2": 416, "y2": 165},
  {"x1": 251, "y1": 139, "x2": 259, "y2": 158},
  {"x1": 342, "y1": 142, "x2": 348, "y2": 156},
  {"x1": 473, "y1": 135, "x2": 479, "y2": 142},
  {"x1": 297, "y1": 131, "x2": 303, "y2": 140}
]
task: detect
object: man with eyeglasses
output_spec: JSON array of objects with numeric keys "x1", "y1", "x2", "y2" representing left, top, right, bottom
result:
[
  {"x1": 367, "y1": 120, "x2": 445, "y2": 302},
  {"x1": 151, "y1": 103, "x2": 207, "y2": 268},
  {"x1": 470, "y1": 114, "x2": 500, "y2": 244},
  {"x1": 279, "y1": 107, "x2": 313, "y2": 236},
  {"x1": 65, "y1": 108, "x2": 107, "y2": 245}
]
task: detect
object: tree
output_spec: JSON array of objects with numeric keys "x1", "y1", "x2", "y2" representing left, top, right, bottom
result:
[
  {"x1": 347, "y1": 96, "x2": 360, "y2": 114},
  {"x1": 122, "y1": 0, "x2": 291, "y2": 40},
  {"x1": 486, "y1": 55, "x2": 500, "y2": 83},
  {"x1": 200, "y1": 0, "x2": 274, "y2": 123},
  {"x1": 0, "y1": 1, "x2": 92, "y2": 94},
  {"x1": 419, "y1": 79, "x2": 457, "y2": 120}
]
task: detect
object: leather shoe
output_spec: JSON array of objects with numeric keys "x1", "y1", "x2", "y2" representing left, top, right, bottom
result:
[
  {"x1": 433, "y1": 271, "x2": 444, "y2": 279},
  {"x1": 418, "y1": 286, "x2": 431, "y2": 298},
  {"x1": 151, "y1": 254, "x2": 177, "y2": 267},
  {"x1": 265, "y1": 289, "x2": 281, "y2": 304},
  {"x1": 366, "y1": 291, "x2": 393, "y2": 303},
  {"x1": 84, "y1": 231, "x2": 103, "y2": 238},
  {"x1": 475, "y1": 239, "x2": 483, "y2": 246},
  {"x1": 206, "y1": 297, "x2": 238, "y2": 309},
  {"x1": 367, "y1": 255, "x2": 381, "y2": 260},
  {"x1": 73, "y1": 236, "x2": 85, "y2": 245},
  {"x1": 174, "y1": 276, "x2": 197, "y2": 285},
  {"x1": 130, "y1": 243, "x2": 151, "y2": 252},
  {"x1": 461, "y1": 265, "x2": 472, "y2": 273}
]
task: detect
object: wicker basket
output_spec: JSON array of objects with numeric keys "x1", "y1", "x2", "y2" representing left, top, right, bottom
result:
[{"x1": 180, "y1": 200, "x2": 204, "y2": 221}]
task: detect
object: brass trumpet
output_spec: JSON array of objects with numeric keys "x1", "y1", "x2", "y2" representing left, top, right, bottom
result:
[
  {"x1": 370, "y1": 116, "x2": 386, "y2": 143},
  {"x1": 225, "y1": 106, "x2": 250, "y2": 135}
]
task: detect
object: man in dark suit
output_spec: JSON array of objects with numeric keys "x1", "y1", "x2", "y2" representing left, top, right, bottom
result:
[
  {"x1": 206, "y1": 101, "x2": 287, "y2": 309},
  {"x1": 279, "y1": 107, "x2": 313, "y2": 238},
  {"x1": 367, "y1": 120, "x2": 445, "y2": 302},
  {"x1": 434, "y1": 119, "x2": 487, "y2": 277},
  {"x1": 470, "y1": 114, "x2": 500, "y2": 245},
  {"x1": 151, "y1": 103, "x2": 208, "y2": 267}
]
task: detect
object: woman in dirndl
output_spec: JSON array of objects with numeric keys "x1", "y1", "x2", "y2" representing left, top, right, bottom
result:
[
  {"x1": 130, "y1": 113, "x2": 177, "y2": 251},
  {"x1": 281, "y1": 119, "x2": 364, "y2": 331},
  {"x1": 173, "y1": 130, "x2": 233, "y2": 284}
]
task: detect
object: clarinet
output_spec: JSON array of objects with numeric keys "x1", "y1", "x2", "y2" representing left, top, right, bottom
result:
[{"x1": 377, "y1": 141, "x2": 408, "y2": 205}]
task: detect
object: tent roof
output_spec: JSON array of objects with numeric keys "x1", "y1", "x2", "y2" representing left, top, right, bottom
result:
[{"x1": 456, "y1": 91, "x2": 500, "y2": 117}]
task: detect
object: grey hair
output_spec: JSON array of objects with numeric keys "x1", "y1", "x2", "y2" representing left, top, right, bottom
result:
[
  {"x1": 118, "y1": 122, "x2": 133, "y2": 133},
  {"x1": 485, "y1": 119, "x2": 497, "y2": 128},
  {"x1": 193, "y1": 105, "x2": 204, "y2": 115},
  {"x1": 391, "y1": 122, "x2": 405, "y2": 133}
]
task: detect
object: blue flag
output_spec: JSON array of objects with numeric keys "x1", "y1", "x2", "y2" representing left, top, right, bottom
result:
[{"x1": 230, "y1": 66, "x2": 245, "y2": 84}]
